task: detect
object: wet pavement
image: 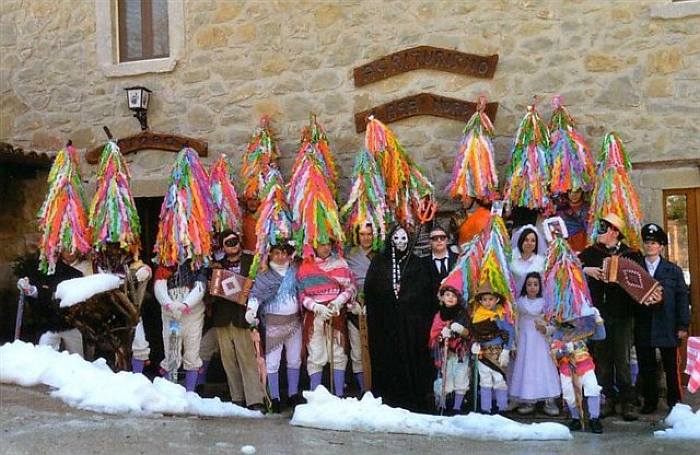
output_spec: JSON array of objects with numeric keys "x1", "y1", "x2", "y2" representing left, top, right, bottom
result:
[{"x1": 0, "y1": 384, "x2": 697, "y2": 455}]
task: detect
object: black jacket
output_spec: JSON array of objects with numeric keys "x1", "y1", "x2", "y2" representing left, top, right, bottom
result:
[
  {"x1": 210, "y1": 254, "x2": 252, "y2": 329},
  {"x1": 420, "y1": 251, "x2": 460, "y2": 316},
  {"x1": 633, "y1": 257, "x2": 690, "y2": 347},
  {"x1": 29, "y1": 261, "x2": 84, "y2": 332}
]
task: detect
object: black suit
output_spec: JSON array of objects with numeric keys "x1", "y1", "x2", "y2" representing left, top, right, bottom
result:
[{"x1": 421, "y1": 251, "x2": 459, "y2": 316}]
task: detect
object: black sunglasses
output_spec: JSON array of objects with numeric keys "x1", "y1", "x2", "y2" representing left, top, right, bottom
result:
[
  {"x1": 430, "y1": 235, "x2": 447, "y2": 241},
  {"x1": 223, "y1": 237, "x2": 240, "y2": 247},
  {"x1": 597, "y1": 221, "x2": 615, "y2": 235}
]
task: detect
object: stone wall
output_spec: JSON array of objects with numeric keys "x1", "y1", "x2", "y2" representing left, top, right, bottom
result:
[{"x1": 1, "y1": 0, "x2": 699, "y2": 210}]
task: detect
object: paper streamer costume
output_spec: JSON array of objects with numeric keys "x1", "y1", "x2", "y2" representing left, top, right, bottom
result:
[
  {"x1": 241, "y1": 116, "x2": 280, "y2": 201},
  {"x1": 210, "y1": 155, "x2": 243, "y2": 234}
]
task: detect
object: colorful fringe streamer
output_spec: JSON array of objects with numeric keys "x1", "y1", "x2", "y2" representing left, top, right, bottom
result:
[
  {"x1": 88, "y1": 141, "x2": 141, "y2": 256},
  {"x1": 210, "y1": 154, "x2": 243, "y2": 233},
  {"x1": 548, "y1": 95, "x2": 595, "y2": 195},
  {"x1": 446, "y1": 96, "x2": 499, "y2": 202},
  {"x1": 364, "y1": 116, "x2": 434, "y2": 226},
  {"x1": 241, "y1": 116, "x2": 280, "y2": 201},
  {"x1": 288, "y1": 118, "x2": 344, "y2": 258},
  {"x1": 340, "y1": 148, "x2": 389, "y2": 250},
  {"x1": 37, "y1": 145, "x2": 91, "y2": 274},
  {"x1": 587, "y1": 132, "x2": 643, "y2": 250},
  {"x1": 504, "y1": 104, "x2": 551, "y2": 210},
  {"x1": 543, "y1": 237, "x2": 593, "y2": 322},
  {"x1": 248, "y1": 167, "x2": 293, "y2": 278},
  {"x1": 153, "y1": 147, "x2": 214, "y2": 269},
  {"x1": 290, "y1": 115, "x2": 339, "y2": 196},
  {"x1": 440, "y1": 233, "x2": 486, "y2": 306}
]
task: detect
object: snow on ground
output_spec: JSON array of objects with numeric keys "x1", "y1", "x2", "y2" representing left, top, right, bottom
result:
[
  {"x1": 0, "y1": 341, "x2": 262, "y2": 419},
  {"x1": 653, "y1": 404, "x2": 700, "y2": 440},
  {"x1": 55, "y1": 273, "x2": 122, "y2": 307},
  {"x1": 291, "y1": 387, "x2": 571, "y2": 441}
]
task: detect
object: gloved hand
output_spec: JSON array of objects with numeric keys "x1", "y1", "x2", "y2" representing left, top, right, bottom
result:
[
  {"x1": 471, "y1": 342, "x2": 481, "y2": 355},
  {"x1": 591, "y1": 307, "x2": 604, "y2": 325},
  {"x1": 16, "y1": 277, "x2": 37, "y2": 296},
  {"x1": 498, "y1": 349, "x2": 510, "y2": 368},
  {"x1": 134, "y1": 265, "x2": 151, "y2": 283},
  {"x1": 450, "y1": 322, "x2": 466, "y2": 336},
  {"x1": 440, "y1": 326, "x2": 453, "y2": 339},
  {"x1": 245, "y1": 298, "x2": 260, "y2": 325},
  {"x1": 328, "y1": 295, "x2": 347, "y2": 314},
  {"x1": 348, "y1": 302, "x2": 363, "y2": 315},
  {"x1": 312, "y1": 303, "x2": 333, "y2": 321},
  {"x1": 166, "y1": 302, "x2": 184, "y2": 320}
]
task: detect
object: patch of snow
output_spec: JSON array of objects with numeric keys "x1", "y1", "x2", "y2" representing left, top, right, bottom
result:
[
  {"x1": 291, "y1": 387, "x2": 571, "y2": 441},
  {"x1": 55, "y1": 274, "x2": 122, "y2": 307},
  {"x1": 653, "y1": 404, "x2": 700, "y2": 439},
  {"x1": 241, "y1": 445, "x2": 256, "y2": 454},
  {"x1": 0, "y1": 341, "x2": 262, "y2": 419}
]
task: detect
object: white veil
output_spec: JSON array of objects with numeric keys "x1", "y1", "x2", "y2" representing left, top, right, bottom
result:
[{"x1": 511, "y1": 224, "x2": 547, "y2": 259}]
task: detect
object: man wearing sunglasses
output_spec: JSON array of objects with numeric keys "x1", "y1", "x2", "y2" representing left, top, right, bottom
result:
[
  {"x1": 579, "y1": 213, "x2": 640, "y2": 421},
  {"x1": 421, "y1": 225, "x2": 459, "y2": 317}
]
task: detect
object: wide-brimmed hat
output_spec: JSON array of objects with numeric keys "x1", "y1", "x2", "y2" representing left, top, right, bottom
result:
[{"x1": 600, "y1": 213, "x2": 625, "y2": 233}]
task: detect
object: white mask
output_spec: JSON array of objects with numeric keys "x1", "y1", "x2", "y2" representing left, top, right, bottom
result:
[{"x1": 392, "y1": 228, "x2": 409, "y2": 252}]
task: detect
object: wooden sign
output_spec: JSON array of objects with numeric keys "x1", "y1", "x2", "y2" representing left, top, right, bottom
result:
[
  {"x1": 354, "y1": 93, "x2": 499, "y2": 133},
  {"x1": 354, "y1": 46, "x2": 498, "y2": 87},
  {"x1": 86, "y1": 131, "x2": 208, "y2": 164}
]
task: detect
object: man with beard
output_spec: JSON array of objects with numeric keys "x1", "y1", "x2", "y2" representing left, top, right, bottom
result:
[{"x1": 364, "y1": 225, "x2": 435, "y2": 412}]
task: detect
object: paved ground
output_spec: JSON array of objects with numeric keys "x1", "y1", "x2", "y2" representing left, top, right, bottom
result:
[{"x1": 0, "y1": 384, "x2": 697, "y2": 455}]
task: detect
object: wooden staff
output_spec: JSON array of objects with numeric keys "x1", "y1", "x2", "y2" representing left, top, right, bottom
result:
[
  {"x1": 358, "y1": 296, "x2": 372, "y2": 391},
  {"x1": 439, "y1": 336, "x2": 449, "y2": 414}
]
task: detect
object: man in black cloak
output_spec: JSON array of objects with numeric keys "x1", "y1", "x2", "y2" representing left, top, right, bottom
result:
[{"x1": 364, "y1": 225, "x2": 435, "y2": 412}]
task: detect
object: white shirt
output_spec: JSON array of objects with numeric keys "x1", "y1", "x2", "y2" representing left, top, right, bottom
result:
[
  {"x1": 432, "y1": 253, "x2": 448, "y2": 274},
  {"x1": 645, "y1": 256, "x2": 661, "y2": 277}
]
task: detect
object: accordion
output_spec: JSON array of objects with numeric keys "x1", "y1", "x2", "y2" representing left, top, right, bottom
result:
[
  {"x1": 209, "y1": 269, "x2": 249, "y2": 305},
  {"x1": 602, "y1": 256, "x2": 662, "y2": 306}
]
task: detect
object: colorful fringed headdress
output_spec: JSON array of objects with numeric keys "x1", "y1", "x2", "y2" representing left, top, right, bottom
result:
[
  {"x1": 248, "y1": 167, "x2": 293, "y2": 278},
  {"x1": 543, "y1": 236, "x2": 594, "y2": 322},
  {"x1": 364, "y1": 116, "x2": 434, "y2": 227},
  {"x1": 504, "y1": 103, "x2": 551, "y2": 210},
  {"x1": 340, "y1": 148, "x2": 389, "y2": 251},
  {"x1": 587, "y1": 132, "x2": 643, "y2": 250},
  {"x1": 288, "y1": 117, "x2": 344, "y2": 258},
  {"x1": 548, "y1": 95, "x2": 595, "y2": 195},
  {"x1": 153, "y1": 147, "x2": 214, "y2": 269},
  {"x1": 37, "y1": 144, "x2": 91, "y2": 274},
  {"x1": 210, "y1": 154, "x2": 243, "y2": 233},
  {"x1": 241, "y1": 116, "x2": 280, "y2": 201},
  {"x1": 290, "y1": 114, "x2": 339, "y2": 196},
  {"x1": 88, "y1": 140, "x2": 141, "y2": 257},
  {"x1": 446, "y1": 95, "x2": 499, "y2": 203}
]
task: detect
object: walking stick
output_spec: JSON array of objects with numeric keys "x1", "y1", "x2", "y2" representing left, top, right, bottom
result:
[
  {"x1": 439, "y1": 337, "x2": 449, "y2": 414},
  {"x1": 358, "y1": 297, "x2": 372, "y2": 391},
  {"x1": 250, "y1": 328, "x2": 272, "y2": 408},
  {"x1": 327, "y1": 316, "x2": 335, "y2": 395},
  {"x1": 14, "y1": 292, "x2": 25, "y2": 341},
  {"x1": 167, "y1": 319, "x2": 181, "y2": 384},
  {"x1": 472, "y1": 351, "x2": 480, "y2": 413},
  {"x1": 570, "y1": 359, "x2": 586, "y2": 430}
]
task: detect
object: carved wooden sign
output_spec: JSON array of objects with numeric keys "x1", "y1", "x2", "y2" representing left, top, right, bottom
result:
[
  {"x1": 354, "y1": 46, "x2": 498, "y2": 87},
  {"x1": 86, "y1": 131, "x2": 208, "y2": 164},
  {"x1": 354, "y1": 93, "x2": 499, "y2": 133}
]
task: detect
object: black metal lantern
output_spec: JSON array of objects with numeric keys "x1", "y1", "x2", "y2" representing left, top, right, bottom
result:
[{"x1": 124, "y1": 86, "x2": 152, "y2": 131}]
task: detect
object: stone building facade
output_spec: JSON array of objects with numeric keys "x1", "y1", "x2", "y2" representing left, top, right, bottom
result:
[{"x1": 1, "y1": 0, "x2": 699, "y2": 289}]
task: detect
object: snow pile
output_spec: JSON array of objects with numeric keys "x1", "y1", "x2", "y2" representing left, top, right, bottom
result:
[
  {"x1": 56, "y1": 273, "x2": 122, "y2": 307},
  {"x1": 653, "y1": 404, "x2": 700, "y2": 439},
  {"x1": 0, "y1": 341, "x2": 262, "y2": 418},
  {"x1": 291, "y1": 387, "x2": 571, "y2": 441}
]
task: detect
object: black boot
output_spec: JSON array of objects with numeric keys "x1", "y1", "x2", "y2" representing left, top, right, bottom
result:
[
  {"x1": 621, "y1": 403, "x2": 638, "y2": 421},
  {"x1": 270, "y1": 399, "x2": 281, "y2": 414},
  {"x1": 640, "y1": 400, "x2": 657, "y2": 415},
  {"x1": 287, "y1": 394, "x2": 304, "y2": 409},
  {"x1": 589, "y1": 418, "x2": 604, "y2": 434},
  {"x1": 568, "y1": 419, "x2": 582, "y2": 431}
]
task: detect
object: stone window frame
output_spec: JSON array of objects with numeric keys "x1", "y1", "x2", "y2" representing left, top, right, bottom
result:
[
  {"x1": 95, "y1": 0, "x2": 184, "y2": 78},
  {"x1": 651, "y1": 0, "x2": 700, "y2": 19}
]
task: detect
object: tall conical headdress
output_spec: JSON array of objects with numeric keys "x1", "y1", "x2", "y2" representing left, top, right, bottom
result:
[
  {"x1": 89, "y1": 140, "x2": 141, "y2": 256},
  {"x1": 587, "y1": 132, "x2": 643, "y2": 250},
  {"x1": 210, "y1": 154, "x2": 243, "y2": 233},
  {"x1": 153, "y1": 147, "x2": 214, "y2": 268},
  {"x1": 543, "y1": 237, "x2": 594, "y2": 322},
  {"x1": 241, "y1": 116, "x2": 280, "y2": 201},
  {"x1": 37, "y1": 144, "x2": 91, "y2": 274},
  {"x1": 446, "y1": 96, "x2": 499, "y2": 203}
]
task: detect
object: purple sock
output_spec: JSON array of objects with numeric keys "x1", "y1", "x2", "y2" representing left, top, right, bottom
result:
[
  {"x1": 454, "y1": 393, "x2": 465, "y2": 410},
  {"x1": 309, "y1": 372, "x2": 322, "y2": 391},
  {"x1": 184, "y1": 370, "x2": 198, "y2": 392},
  {"x1": 567, "y1": 402, "x2": 580, "y2": 419},
  {"x1": 355, "y1": 373, "x2": 365, "y2": 392},
  {"x1": 287, "y1": 368, "x2": 300, "y2": 396},
  {"x1": 495, "y1": 389, "x2": 508, "y2": 411},
  {"x1": 333, "y1": 370, "x2": 345, "y2": 397},
  {"x1": 480, "y1": 388, "x2": 492, "y2": 413},
  {"x1": 196, "y1": 360, "x2": 210, "y2": 386},
  {"x1": 268, "y1": 372, "x2": 280, "y2": 400},
  {"x1": 588, "y1": 395, "x2": 601, "y2": 419},
  {"x1": 630, "y1": 362, "x2": 639, "y2": 386},
  {"x1": 131, "y1": 358, "x2": 145, "y2": 374}
]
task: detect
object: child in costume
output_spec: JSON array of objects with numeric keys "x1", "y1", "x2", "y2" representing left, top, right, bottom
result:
[
  {"x1": 429, "y1": 284, "x2": 471, "y2": 415},
  {"x1": 509, "y1": 272, "x2": 561, "y2": 415},
  {"x1": 471, "y1": 283, "x2": 515, "y2": 414}
]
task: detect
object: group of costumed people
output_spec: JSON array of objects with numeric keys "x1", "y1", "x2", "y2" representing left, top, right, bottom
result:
[{"x1": 16, "y1": 97, "x2": 689, "y2": 434}]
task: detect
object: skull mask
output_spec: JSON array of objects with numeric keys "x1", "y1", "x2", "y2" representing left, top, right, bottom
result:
[{"x1": 391, "y1": 227, "x2": 409, "y2": 252}]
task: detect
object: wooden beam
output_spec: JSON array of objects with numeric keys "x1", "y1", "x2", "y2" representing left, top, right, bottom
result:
[{"x1": 86, "y1": 131, "x2": 208, "y2": 164}]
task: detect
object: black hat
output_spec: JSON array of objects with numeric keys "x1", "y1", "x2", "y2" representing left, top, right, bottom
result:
[{"x1": 641, "y1": 223, "x2": 668, "y2": 245}]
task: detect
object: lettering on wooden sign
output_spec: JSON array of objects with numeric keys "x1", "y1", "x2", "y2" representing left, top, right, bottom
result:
[
  {"x1": 354, "y1": 46, "x2": 498, "y2": 87},
  {"x1": 86, "y1": 131, "x2": 208, "y2": 164},
  {"x1": 354, "y1": 93, "x2": 499, "y2": 133}
]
